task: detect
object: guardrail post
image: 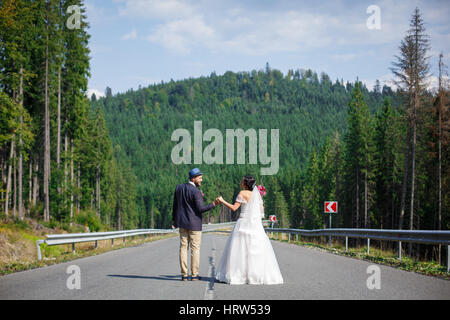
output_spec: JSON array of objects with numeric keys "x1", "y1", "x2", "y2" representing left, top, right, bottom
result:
[
  {"x1": 95, "y1": 240, "x2": 98, "y2": 249},
  {"x1": 345, "y1": 237, "x2": 348, "y2": 252},
  {"x1": 447, "y1": 245, "x2": 449, "y2": 273},
  {"x1": 367, "y1": 238, "x2": 370, "y2": 255},
  {"x1": 398, "y1": 241, "x2": 402, "y2": 261},
  {"x1": 72, "y1": 243, "x2": 75, "y2": 254},
  {"x1": 296, "y1": 234, "x2": 298, "y2": 242},
  {"x1": 288, "y1": 233, "x2": 291, "y2": 243},
  {"x1": 111, "y1": 238, "x2": 114, "y2": 247},
  {"x1": 36, "y1": 240, "x2": 44, "y2": 261}
]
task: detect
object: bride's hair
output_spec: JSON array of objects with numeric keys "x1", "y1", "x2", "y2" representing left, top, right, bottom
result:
[{"x1": 242, "y1": 175, "x2": 256, "y2": 190}]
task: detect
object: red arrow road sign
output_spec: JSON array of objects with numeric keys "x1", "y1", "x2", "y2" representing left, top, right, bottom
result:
[
  {"x1": 269, "y1": 215, "x2": 277, "y2": 222},
  {"x1": 324, "y1": 201, "x2": 338, "y2": 213}
]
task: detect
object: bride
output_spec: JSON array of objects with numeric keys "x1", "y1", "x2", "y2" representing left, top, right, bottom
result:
[{"x1": 215, "y1": 176, "x2": 283, "y2": 285}]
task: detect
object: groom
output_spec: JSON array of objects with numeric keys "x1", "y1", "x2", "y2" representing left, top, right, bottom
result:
[{"x1": 172, "y1": 168, "x2": 220, "y2": 281}]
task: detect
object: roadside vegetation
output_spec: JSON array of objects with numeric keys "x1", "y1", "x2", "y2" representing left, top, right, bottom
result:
[
  {"x1": 267, "y1": 232, "x2": 449, "y2": 280},
  {"x1": 0, "y1": 218, "x2": 176, "y2": 276}
]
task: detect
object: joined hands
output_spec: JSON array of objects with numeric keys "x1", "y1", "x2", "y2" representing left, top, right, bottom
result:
[{"x1": 214, "y1": 196, "x2": 224, "y2": 206}]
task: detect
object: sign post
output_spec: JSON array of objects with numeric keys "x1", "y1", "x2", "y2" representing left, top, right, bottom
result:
[
  {"x1": 324, "y1": 201, "x2": 338, "y2": 248},
  {"x1": 269, "y1": 215, "x2": 277, "y2": 238},
  {"x1": 269, "y1": 215, "x2": 277, "y2": 228},
  {"x1": 329, "y1": 214, "x2": 332, "y2": 247}
]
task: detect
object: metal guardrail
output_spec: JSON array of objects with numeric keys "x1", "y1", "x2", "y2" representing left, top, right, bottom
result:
[
  {"x1": 264, "y1": 227, "x2": 450, "y2": 272},
  {"x1": 36, "y1": 221, "x2": 448, "y2": 272},
  {"x1": 35, "y1": 221, "x2": 258, "y2": 261}
]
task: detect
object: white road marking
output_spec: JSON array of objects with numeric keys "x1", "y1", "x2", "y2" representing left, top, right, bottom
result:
[{"x1": 204, "y1": 238, "x2": 216, "y2": 300}]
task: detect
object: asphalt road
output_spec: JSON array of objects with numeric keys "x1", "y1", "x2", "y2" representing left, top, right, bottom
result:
[{"x1": 1, "y1": 233, "x2": 449, "y2": 300}]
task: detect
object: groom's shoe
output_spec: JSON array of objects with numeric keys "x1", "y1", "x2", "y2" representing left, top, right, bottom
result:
[
  {"x1": 191, "y1": 276, "x2": 201, "y2": 281},
  {"x1": 181, "y1": 276, "x2": 189, "y2": 282}
]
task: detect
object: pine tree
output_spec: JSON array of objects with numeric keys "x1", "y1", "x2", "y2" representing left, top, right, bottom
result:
[
  {"x1": 374, "y1": 98, "x2": 402, "y2": 228},
  {"x1": 431, "y1": 53, "x2": 450, "y2": 263},
  {"x1": 92, "y1": 105, "x2": 113, "y2": 219},
  {"x1": 302, "y1": 151, "x2": 321, "y2": 229},
  {"x1": 0, "y1": 0, "x2": 35, "y2": 218},
  {"x1": 269, "y1": 180, "x2": 289, "y2": 228},
  {"x1": 62, "y1": 0, "x2": 90, "y2": 223},
  {"x1": 343, "y1": 82, "x2": 374, "y2": 228},
  {"x1": 391, "y1": 7, "x2": 430, "y2": 232}
]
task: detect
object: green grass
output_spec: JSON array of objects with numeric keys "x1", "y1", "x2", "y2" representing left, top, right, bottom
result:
[{"x1": 268, "y1": 233, "x2": 449, "y2": 280}]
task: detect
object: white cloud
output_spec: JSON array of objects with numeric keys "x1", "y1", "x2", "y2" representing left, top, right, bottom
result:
[
  {"x1": 359, "y1": 73, "x2": 398, "y2": 91},
  {"x1": 87, "y1": 88, "x2": 106, "y2": 99},
  {"x1": 106, "y1": 0, "x2": 450, "y2": 58},
  {"x1": 425, "y1": 75, "x2": 450, "y2": 93},
  {"x1": 118, "y1": 0, "x2": 195, "y2": 20},
  {"x1": 147, "y1": 15, "x2": 214, "y2": 55},
  {"x1": 361, "y1": 73, "x2": 449, "y2": 92},
  {"x1": 138, "y1": 3, "x2": 414, "y2": 56},
  {"x1": 113, "y1": 0, "x2": 450, "y2": 60},
  {"x1": 331, "y1": 53, "x2": 358, "y2": 62},
  {"x1": 85, "y1": 2, "x2": 114, "y2": 26},
  {"x1": 212, "y1": 11, "x2": 338, "y2": 55},
  {"x1": 122, "y1": 29, "x2": 137, "y2": 40},
  {"x1": 143, "y1": 9, "x2": 340, "y2": 56}
]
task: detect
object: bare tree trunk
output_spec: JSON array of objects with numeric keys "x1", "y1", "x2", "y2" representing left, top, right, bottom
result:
[
  {"x1": 399, "y1": 126, "x2": 411, "y2": 230},
  {"x1": 391, "y1": 175, "x2": 395, "y2": 229},
  {"x1": 18, "y1": 67, "x2": 24, "y2": 220},
  {"x1": 57, "y1": 69, "x2": 61, "y2": 169},
  {"x1": 43, "y1": 4, "x2": 51, "y2": 221},
  {"x1": 90, "y1": 189, "x2": 94, "y2": 210},
  {"x1": 64, "y1": 130, "x2": 68, "y2": 211},
  {"x1": 364, "y1": 169, "x2": 368, "y2": 228},
  {"x1": 117, "y1": 183, "x2": 121, "y2": 230},
  {"x1": 13, "y1": 147, "x2": 16, "y2": 218},
  {"x1": 96, "y1": 164, "x2": 100, "y2": 217},
  {"x1": 32, "y1": 160, "x2": 38, "y2": 207},
  {"x1": 1, "y1": 157, "x2": 5, "y2": 208},
  {"x1": 356, "y1": 167, "x2": 360, "y2": 228},
  {"x1": 409, "y1": 94, "x2": 418, "y2": 255},
  {"x1": 29, "y1": 160, "x2": 32, "y2": 214},
  {"x1": 5, "y1": 139, "x2": 15, "y2": 217},
  {"x1": 438, "y1": 53, "x2": 444, "y2": 264},
  {"x1": 150, "y1": 205, "x2": 154, "y2": 228},
  {"x1": 18, "y1": 137, "x2": 23, "y2": 219},
  {"x1": 56, "y1": 70, "x2": 62, "y2": 208},
  {"x1": 77, "y1": 163, "x2": 80, "y2": 214},
  {"x1": 70, "y1": 139, "x2": 74, "y2": 224}
]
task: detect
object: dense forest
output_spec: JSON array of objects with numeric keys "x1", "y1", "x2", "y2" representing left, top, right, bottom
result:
[
  {"x1": 1, "y1": 2, "x2": 449, "y2": 260},
  {"x1": 94, "y1": 67, "x2": 400, "y2": 228},
  {"x1": 0, "y1": 0, "x2": 137, "y2": 231}
]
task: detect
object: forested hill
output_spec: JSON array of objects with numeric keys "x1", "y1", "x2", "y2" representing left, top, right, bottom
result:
[{"x1": 93, "y1": 67, "x2": 401, "y2": 229}]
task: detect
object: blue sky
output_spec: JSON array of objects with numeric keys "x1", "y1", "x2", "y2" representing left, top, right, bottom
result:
[{"x1": 84, "y1": 0, "x2": 450, "y2": 98}]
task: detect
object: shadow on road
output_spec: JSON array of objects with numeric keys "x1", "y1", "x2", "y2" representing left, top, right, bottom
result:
[{"x1": 107, "y1": 274, "x2": 216, "y2": 283}]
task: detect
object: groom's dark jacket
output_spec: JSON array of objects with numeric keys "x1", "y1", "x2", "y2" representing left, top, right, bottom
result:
[{"x1": 172, "y1": 182, "x2": 215, "y2": 231}]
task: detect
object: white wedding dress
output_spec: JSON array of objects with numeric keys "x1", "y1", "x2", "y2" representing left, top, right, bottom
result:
[{"x1": 215, "y1": 186, "x2": 284, "y2": 285}]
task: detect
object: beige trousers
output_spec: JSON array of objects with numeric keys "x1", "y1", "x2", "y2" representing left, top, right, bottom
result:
[{"x1": 179, "y1": 228, "x2": 202, "y2": 277}]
